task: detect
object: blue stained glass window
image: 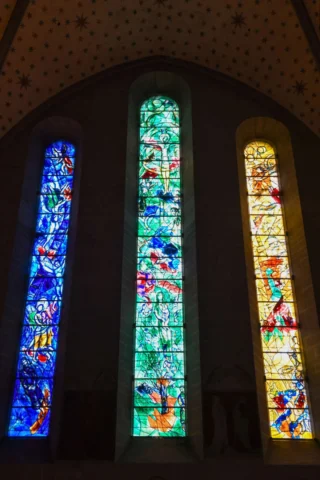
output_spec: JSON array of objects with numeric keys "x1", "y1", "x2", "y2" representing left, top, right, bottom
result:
[
  {"x1": 8, "y1": 140, "x2": 76, "y2": 437},
  {"x1": 133, "y1": 96, "x2": 186, "y2": 437}
]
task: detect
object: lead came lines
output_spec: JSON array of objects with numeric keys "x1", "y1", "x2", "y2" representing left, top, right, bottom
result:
[
  {"x1": 245, "y1": 141, "x2": 312, "y2": 439},
  {"x1": 8, "y1": 141, "x2": 76, "y2": 437},
  {"x1": 133, "y1": 96, "x2": 186, "y2": 437}
]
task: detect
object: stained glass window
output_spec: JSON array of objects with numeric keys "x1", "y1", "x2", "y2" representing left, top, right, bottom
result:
[
  {"x1": 133, "y1": 96, "x2": 186, "y2": 437},
  {"x1": 8, "y1": 140, "x2": 76, "y2": 437},
  {"x1": 245, "y1": 141, "x2": 312, "y2": 439}
]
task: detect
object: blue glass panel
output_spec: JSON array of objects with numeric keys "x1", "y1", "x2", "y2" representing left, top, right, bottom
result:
[
  {"x1": 43, "y1": 141, "x2": 75, "y2": 176},
  {"x1": 36, "y1": 214, "x2": 71, "y2": 234},
  {"x1": 17, "y1": 350, "x2": 57, "y2": 378},
  {"x1": 38, "y1": 195, "x2": 72, "y2": 214},
  {"x1": 9, "y1": 140, "x2": 75, "y2": 437},
  {"x1": 23, "y1": 300, "x2": 62, "y2": 326},
  {"x1": 45, "y1": 140, "x2": 76, "y2": 158},
  {"x1": 33, "y1": 234, "x2": 68, "y2": 256},
  {"x1": 40, "y1": 175, "x2": 74, "y2": 194},
  {"x1": 12, "y1": 378, "x2": 54, "y2": 407},
  {"x1": 29, "y1": 255, "x2": 66, "y2": 279},
  {"x1": 8, "y1": 408, "x2": 51, "y2": 437},
  {"x1": 137, "y1": 237, "x2": 182, "y2": 257},
  {"x1": 19, "y1": 325, "x2": 59, "y2": 351},
  {"x1": 27, "y1": 274, "x2": 64, "y2": 301}
]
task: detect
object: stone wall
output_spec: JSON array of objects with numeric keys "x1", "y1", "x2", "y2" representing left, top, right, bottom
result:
[{"x1": 0, "y1": 57, "x2": 319, "y2": 465}]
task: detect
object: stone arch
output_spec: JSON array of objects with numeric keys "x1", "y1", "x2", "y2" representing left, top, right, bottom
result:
[
  {"x1": 0, "y1": 116, "x2": 82, "y2": 461},
  {"x1": 236, "y1": 117, "x2": 320, "y2": 464},
  {"x1": 115, "y1": 71, "x2": 203, "y2": 462}
]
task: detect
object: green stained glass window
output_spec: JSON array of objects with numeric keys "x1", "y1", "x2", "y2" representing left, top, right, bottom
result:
[{"x1": 133, "y1": 96, "x2": 186, "y2": 437}]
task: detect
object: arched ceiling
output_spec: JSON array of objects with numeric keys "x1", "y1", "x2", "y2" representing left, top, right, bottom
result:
[{"x1": 0, "y1": 0, "x2": 319, "y2": 139}]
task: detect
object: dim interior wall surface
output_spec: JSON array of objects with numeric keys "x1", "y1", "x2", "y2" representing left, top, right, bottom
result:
[{"x1": 0, "y1": 58, "x2": 319, "y2": 473}]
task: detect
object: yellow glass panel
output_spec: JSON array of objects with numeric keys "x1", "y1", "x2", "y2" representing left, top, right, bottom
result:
[
  {"x1": 261, "y1": 327, "x2": 300, "y2": 352},
  {"x1": 248, "y1": 195, "x2": 282, "y2": 215},
  {"x1": 258, "y1": 301, "x2": 297, "y2": 327},
  {"x1": 255, "y1": 278, "x2": 294, "y2": 303},
  {"x1": 244, "y1": 142, "x2": 277, "y2": 177},
  {"x1": 268, "y1": 409, "x2": 312, "y2": 439},
  {"x1": 244, "y1": 141, "x2": 276, "y2": 160},
  {"x1": 266, "y1": 380, "x2": 308, "y2": 408},
  {"x1": 246, "y1": 175, "x2": 280, "y2": 196},
  {"x1": 263, "y1": 352, "x2": 303, "y2": 379},
  {"x1": 252, "y1": 235, "x2": 287, "y2": 257},
  {"x1": 250, "y1": 214, "x2": 285, "y2": 236},
  {"x1": 254, "y1": 256, "x2": 290, "y2": 279}
]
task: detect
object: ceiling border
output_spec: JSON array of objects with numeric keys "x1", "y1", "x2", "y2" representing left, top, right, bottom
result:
[
  {"x1": 0, "y1": 0, "x2": 30, "y2": 72},
  {"x1": 291, "y1": 0, "x2": 320, "y2": 69},
  {"x1": 0, "y1": 55, "x2": 319, "y2": 151}
]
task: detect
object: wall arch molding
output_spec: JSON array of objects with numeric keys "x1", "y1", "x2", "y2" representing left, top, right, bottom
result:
[
  {"x1": 236, "y1": 116, "x2": 320, "y2": 465},
  {"x1": 0, "y1": 115, "x2": 83, "y2": 462},
  {"x1": 115, "y1": 71, "x2": 203, "y2": 462}
]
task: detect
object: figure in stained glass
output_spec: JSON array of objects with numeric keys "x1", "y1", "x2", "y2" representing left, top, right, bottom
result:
[
  {"x1": 133, "y1": 96, "x2": 186, "y2": 437},
  {"x1": 8, "y1": 140, "x2": 76, "y2": 437},
  {"x1": 245, "y1": 141, "x2": 312, "y2": 439}
]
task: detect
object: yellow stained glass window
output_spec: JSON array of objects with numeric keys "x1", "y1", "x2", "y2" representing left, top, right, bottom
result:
[{"x1": 245, "y1": 140, "x2": 313, "y2": 439}]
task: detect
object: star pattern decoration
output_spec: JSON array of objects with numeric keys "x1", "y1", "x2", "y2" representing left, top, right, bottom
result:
[
  {"x1": 231, "y1": 12, "x2": 246, "y2": 28},
  {"x1": 75, "y1": 14, "x2": 89, "y2": 30},
  {"x1": 292, "y1": 80, "x2": 307, "y2": 95},
  {"x1": 0, "y1": 0, "x2": 319, "y2": 137},
  {"x1": 17, "y1": 74, "x2": 32, "y2": 89}
]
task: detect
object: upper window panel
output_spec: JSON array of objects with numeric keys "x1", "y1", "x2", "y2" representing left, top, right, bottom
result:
[
  {"x1": 133, "y1": 96, "x2": 186, "y2": 437},
  {"x1": 8, "y1": 140, "x2": 76, "y2": 437},
  {"x1": 244, "y1": 140, "x2": 312, "y2": 440}
]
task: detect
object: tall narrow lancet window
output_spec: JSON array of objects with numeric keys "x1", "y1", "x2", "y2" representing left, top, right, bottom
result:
[
  {"x1": 133, "y1": 96, "x2": 186, "y2": 437},
  {"x1": 244, "y1": 141, "x2": 312, "y2": 439},
  {"x1": 8, "y1": 141, "x2": 76, "y2": 436}
]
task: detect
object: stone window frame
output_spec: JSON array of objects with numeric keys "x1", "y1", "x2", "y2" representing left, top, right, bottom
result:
[
  {"x1": 0, "y1": 116, "x2": 82, "y2": 462},
  {"x1": 236, "y1": 117, "x2": 320, "y2": 465},
  {"x1": 115, "y1": 72, "x2": 203, "y2": 462}
]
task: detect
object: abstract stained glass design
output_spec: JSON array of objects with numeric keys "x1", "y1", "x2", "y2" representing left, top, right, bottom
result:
[
  {"x1": 245, "y1": 141, "x2": 312, "y2": 439},
  {"x1": 133, "y1": 96, "x2": 186, "y2": 437},
  {"x1": 8, "y1": 140, "x2": 76, "y2": 436}
]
